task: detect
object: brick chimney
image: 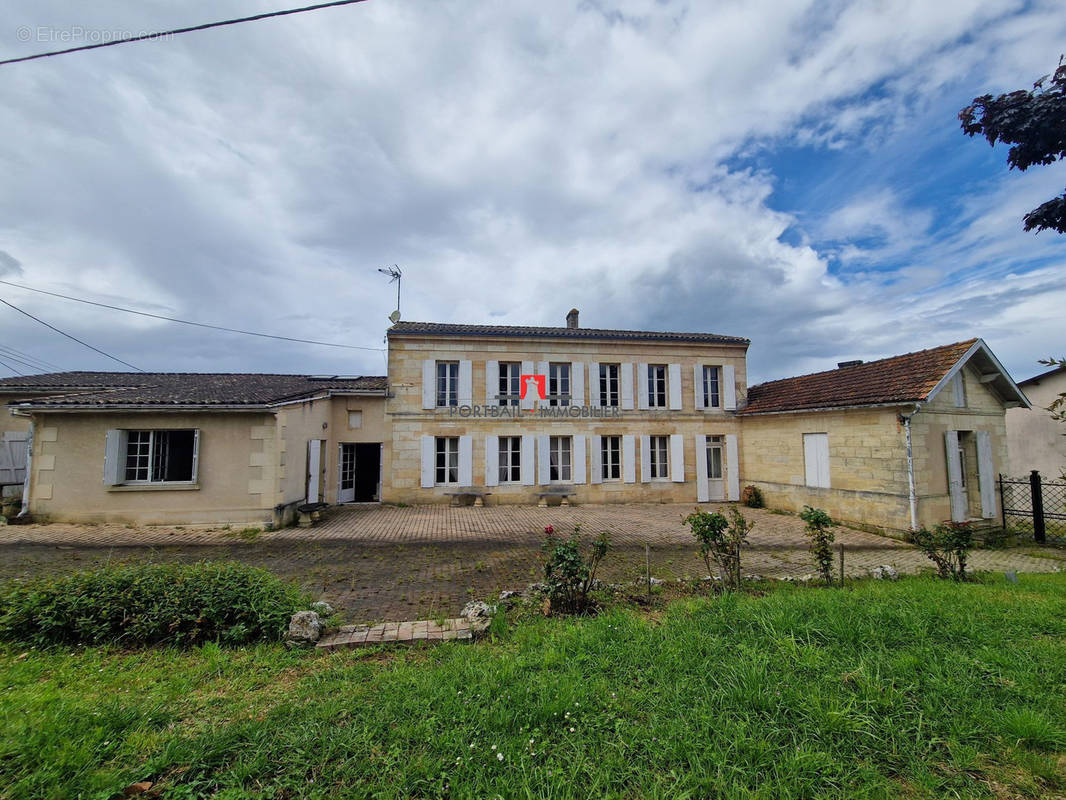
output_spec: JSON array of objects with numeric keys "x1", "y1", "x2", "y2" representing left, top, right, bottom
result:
[
  {"x1": 837, "y1": 359, "x2": 863, "y2": 369},
  {"x1": 566, "y1": 308, "x2": 580, "y2": 329}
]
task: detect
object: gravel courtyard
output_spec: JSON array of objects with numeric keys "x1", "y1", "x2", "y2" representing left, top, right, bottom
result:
[{"x1": 1, "y1": 503, "x2": 1061, "y2": 623}]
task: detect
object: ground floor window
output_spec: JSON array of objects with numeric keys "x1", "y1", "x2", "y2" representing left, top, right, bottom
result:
[
  {"x1": 435, "y1": 436, "x2": 459, "y2": 485},
  {"x1": 499, "y1": 436, "x2": 521, "y2": 483},
  {"x1": 124, "y1": 430, "x2": 196, "y2": 483},
  {"x1": 706, "y1": 435, "x2": 723, "y2": 479},
  {"x1": 601, "y1": 435, "x2": 621, "y2": 480},
  {"x1": 549, "y1": 435, "x2": 572, "y2": 482},
  {"x1": 649, "y1": 435, "x2": 669, "y2": 479}
]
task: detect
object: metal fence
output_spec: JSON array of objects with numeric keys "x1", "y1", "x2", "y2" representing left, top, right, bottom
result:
[{"x1": 1000, "y1": 471, "x2": 1066, "y2": 543}]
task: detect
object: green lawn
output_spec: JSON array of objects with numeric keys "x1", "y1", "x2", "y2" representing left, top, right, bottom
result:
[{"x1": 3, "y1": 576, "x2": 1066, "y2": 799}]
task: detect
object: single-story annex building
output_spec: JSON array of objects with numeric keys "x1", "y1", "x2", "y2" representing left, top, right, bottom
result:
[{"x1": 3, "y1": 311, "x2": 1032, "y2": 536}]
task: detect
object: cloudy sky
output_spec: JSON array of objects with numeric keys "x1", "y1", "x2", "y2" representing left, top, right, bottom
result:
[{"x1": 1, "y1": 0, "x2": 1064, "y2": 384}]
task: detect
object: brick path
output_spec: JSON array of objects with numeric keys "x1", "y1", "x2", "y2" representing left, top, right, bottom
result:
[{"x1": 1, "y1": 504, "x2": 1061, "y2": 623}]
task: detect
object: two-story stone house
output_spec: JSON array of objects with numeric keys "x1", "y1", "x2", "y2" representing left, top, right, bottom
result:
[{"x1": 383, "y1": 310, "x2": 749, "y2": 505}]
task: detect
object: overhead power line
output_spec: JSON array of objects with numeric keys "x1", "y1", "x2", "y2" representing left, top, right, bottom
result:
[
  {"x1": 0, "y1": 280, "x2": 385, "y2": 352},
  {"x1": 0, "y1": 346, "x2": 60, "y2": 373},
  {"x1": 0, "y1": 0, "x2": 370, "y2": 67},
  {"x1": 0, "y1": 357, "x2": 22, "y2": 376},
  {"x1": 0, "y1": 296, "x2": 143, "y2": 371}
]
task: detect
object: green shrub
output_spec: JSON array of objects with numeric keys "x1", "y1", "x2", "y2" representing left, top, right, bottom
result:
[
  {"x1": 912, "y1": 522, "x2": 974, "y2": 580},
  {"x1": 800, "y1": 506, "x2": 836, "y2": 585},
  {"x1": 741, "y1": 485, "x2": 764, "y2": 508},
  {"x1": 683, "y1": 506, "x2": 753, "y2": 590},
  {"x1": 0, "y1": 562, "x2": 308, "y2": 648},
  {"x1": 541, "y1": 525, "x2": 610, "y2": 615}
]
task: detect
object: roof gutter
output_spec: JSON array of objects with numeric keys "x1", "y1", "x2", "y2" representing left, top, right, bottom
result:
[
  {"x1": 739, "y1": 400, "x2": 920, "y2": 416},
  {"x1": 11, "y1": 403, "x2": 278, "y2": 414}
]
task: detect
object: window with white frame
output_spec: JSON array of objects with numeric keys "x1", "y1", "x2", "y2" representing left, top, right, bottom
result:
[
  {"x1": 498, "y1": 362, "x2": 521, "y2": 406},
  {"x1": 601, "y1": 435, "x2": 621, "y2": 480},
  {"x1": 435, "y1": 436, "x2": 459, "y2": 484},
  {"x1": 123, "y1": 430, "x2": 197, "y2": 483},
  {"x1": 701, "y1": 366, "x2": 721, "y2": 409},
  {"x1": 649, "y1": 435, "x2": 669, "y2": 479},
  {"x1": 548, "y1": 362, "x2": 571, "y2": 406},
  {"x1": 705, "y1": 435, "x2": 723, "y2": 479},
  {"x1": 436, "y1": 361, "x2": 459, "y2": 407},
  {"x1": 549, "y1": 435, "x2": 572, "y2": 482},
  {"x1": 599, "y1": 363, "x2": 619, "y2": 407},
  {"x1": 498, "y1": 436, "x2": 521, "y2": 483},
  {"x1": 648, "y1": 365, "x2": 667, "y2": 408}
]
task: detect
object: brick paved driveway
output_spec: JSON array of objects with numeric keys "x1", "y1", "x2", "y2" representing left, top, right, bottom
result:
[{"x1": 1, "y1": 504, "x2": 1061, "y2": 623}]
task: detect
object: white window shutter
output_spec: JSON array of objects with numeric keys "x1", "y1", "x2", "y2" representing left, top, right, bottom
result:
[
  {"x1": 571, "y1": 362, "x2": 584, "y2": 406},
  {"x1": 588, "y1": 362, "x2": 600, "y2": 406},
  {"x1": 485, "y1": 361, "x2": 499, "y2": 405},
  {"x1": 670, "y1": 433, "x2": 685, "y2": 482},
  {"x1": 458, "y1": 435, "x2": 473, "y2": 487},
  {"x1": 485, "y1": 435, "x2": 499, "y2": 487},
  {"x1": 537, "y1": 435, "x2": 551, "y2": 485},
  {"x1": 668, "y1": 364, "x2": 682, "y2": 410},
  {"x1": 622, "y1": 435, "x2": 636, "y2": 483},
  {"x1": 458, "y1": 360, "x2": 473, "y2": 405},
  {"x1": 573, "y1": 435, "x2": 586, "y2": 485},
  {"x1": 620, "y1": 362, "x2": 634, "y2": 410},
  {"x1": 722, "y1": 365, "x2": 737, "y2": 411},
  {"x1": 307, "y1": 439, "x2": 322, "y2": 502},
  {"x1": 520, "y1": 435, "x2": 536, "y2": 485},
  {"x1": 945, "y1": 430, "x2": 966, "y2": 522},
  {"x1": 521, "y1": 360, "x2": 535, "y2": 410},
  {"x1": 637, "y1": 363, "x2": 649, "y2": 410},
  {"x1": 103, "y1": 429, "x2": 125, "y2": 486},
  {"x1": 420, "y1": 435, "x2": 435, "y2": 488},
  {"x1": 693, "y1": 364, "x2": 704, "y2": 410},
  {"x1": 191, "y1": 430, "x2": 201, "y2": 483},
  {"x1": 953, "y1": 373, "x2": 966, "y2": 407},
  {"x1": 590, "y1": 435, "x2": 603, "y2": 484},
  {"x1": 537, "y1": 361, "x2": 549, "y2": 380},
  {"x1": 639, "y1": 434, "x2": 651, "y2": 482},
  {"x1": 695, "y1": 435, "x2": 709, "y2": 502},
  {"x1": 726, "y1": 434, "x2": 740, "y2": 500},
  {"x1": 422, "y1": 360, "x2": 435, "y2": 409},
  {"x1": 976, "y1": 431, "x2": 995, "y2": 519}
]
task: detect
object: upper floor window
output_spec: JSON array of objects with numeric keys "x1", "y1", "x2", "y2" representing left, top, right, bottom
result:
[
  {"x1": 499, "y1": 362, "x2": 521, "y2": 407},
  {"x1": 549, "y1": 435, "x2": 572, "y2": 482},
  {"x1": 647, "y1": 364, "x2": 667, "y2": 408},
  {"x1": 499, "y1": 436, "x2": 521, "y2": 483},
  {"x1": 599, "y1": 363, "x2": 620, "y2": 407},
  {"x1": 123, "y1": 429, "x2": 196, "y2": 483},
  {"x1": 435, "y1": 436, "x2": 459, "y2": 484},
  {"x1": 649, "y1": 435, "x2": 669, "y2": 479},
  {"x1": 548, "y1": 362, "x2": 571, "y2": 406},
  {"x1": 436, "y1": 361, "x2": 459, "y2": 407},
  {"x1": 601, "y1": 435, "x2": 621, "y2": 480},
  {"x1": 701, "y1": 366, "x2": 721, "y2": 409}
]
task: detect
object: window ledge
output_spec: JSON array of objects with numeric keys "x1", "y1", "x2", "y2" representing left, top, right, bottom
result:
[{"x1": 108, "y1": 483, "x2": 200, "y2": 492}]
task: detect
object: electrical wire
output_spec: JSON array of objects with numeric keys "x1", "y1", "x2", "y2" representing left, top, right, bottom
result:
[
  {"x1": 0, "y1": 342, "x2": 65, "y2": 371},
  {"x1": 0, "y1": 357, "x2": 22, "y2": 376},
  {"x1": 0, "y1": 280, "x2": 385, "y2": 352},
  {"x1": 0, "y1": 349, "x2": 58, "y2": 373},
  {"x1": 0, "y1": 297, "x2": 143, "y2": 371},
  {"x1": 1, "y1": 0, "x2": 370, "y2": 66}
]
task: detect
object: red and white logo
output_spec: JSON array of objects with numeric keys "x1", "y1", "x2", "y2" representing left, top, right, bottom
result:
[{"x1": 520, "y1": 374, "x2": 546, "y2": 400}]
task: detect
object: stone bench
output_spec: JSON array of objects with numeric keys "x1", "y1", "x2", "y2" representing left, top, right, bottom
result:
[
  {"x1": 443, "y1": 490, "x2": 492, "y2": 507},
  {"x1": 295, "y1": 501, "x2": 329, "y2": 528},
  {"x1": 535, "y1": 487, "x2": 576, "y2": 507}
]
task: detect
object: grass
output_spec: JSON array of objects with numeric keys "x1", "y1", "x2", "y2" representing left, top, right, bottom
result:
[{"x1": 3, "y1": 576, "x2": 1066, "y2": 798}]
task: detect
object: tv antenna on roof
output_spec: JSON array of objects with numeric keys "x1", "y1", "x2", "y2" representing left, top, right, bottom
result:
[{"x1": 377, "y1": 265, "x2": 402, "y2": 322}]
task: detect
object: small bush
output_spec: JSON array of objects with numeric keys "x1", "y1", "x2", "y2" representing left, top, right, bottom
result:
[
  {"x1": 542, "y1": 525, "x2": 610, "y2": 615},
  {"x1": 0, "y1": 562, "x2": 308, "y2": 648},
  {"x1": 912, "y1": 522, "x2": 974, "y2": 580},
  {"x1": 741, "y1": 485, "x2": 764, "y2": 508},
  {"x1": 683, "y1": 506, "x2": 753, "y2": 590},
  {"x1": 800, "y1": 506, "x2": 837, "y2": 585}
]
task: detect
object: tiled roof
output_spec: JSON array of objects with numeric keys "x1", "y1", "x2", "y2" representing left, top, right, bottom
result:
[
  {"x1": 388, "y1": 321, "x2": 749, "y2": 345},
  {"x1": 741, "y1": 340, "x2": 979, "y2": 414},
  {"x1": 2, "y1": 372, "x2": 387, "y2": 408}
]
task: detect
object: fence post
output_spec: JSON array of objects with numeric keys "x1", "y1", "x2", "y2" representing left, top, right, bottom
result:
[
  {"x1": 1031, "y1": 470, "x2": 1046, "y2": 544},
  {"x1": 999, "y1": 474, "x2": 1007, "y2": 532}
]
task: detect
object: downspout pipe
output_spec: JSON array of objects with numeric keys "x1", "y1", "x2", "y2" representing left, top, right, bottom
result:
[
  {"x1": 17, "y1": 420, "x2": 32, "y2": 518},
  {"x1": 898, "y1": 404, "x2": 921, "y2": 532}
]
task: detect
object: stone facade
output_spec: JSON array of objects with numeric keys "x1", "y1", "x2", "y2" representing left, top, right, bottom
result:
[
  {"x1": 1007, "y1": 367, "x2": 1066, "y2": 478},
  {"x1": 383, "y1": 331, "x2": 748, "y2": 505}
]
